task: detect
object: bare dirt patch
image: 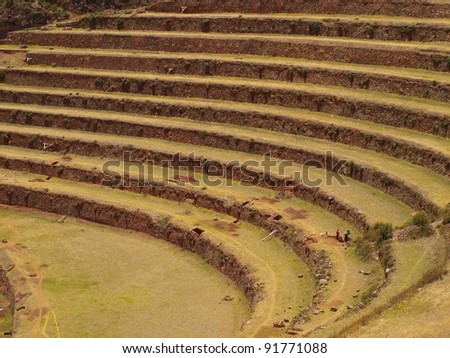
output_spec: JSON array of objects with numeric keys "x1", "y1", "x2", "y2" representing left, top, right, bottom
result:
[{"x1": 0, "y1": 51, "x2": 26, "y2": 68}]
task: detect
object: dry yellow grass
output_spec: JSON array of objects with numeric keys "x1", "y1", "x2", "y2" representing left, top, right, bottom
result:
[{"x1": 352, "y1": 262, "x2": 450, "y2": 337}]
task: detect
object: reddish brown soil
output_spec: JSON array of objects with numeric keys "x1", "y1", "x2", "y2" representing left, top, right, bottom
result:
[
  {"x1": 284, "y1": 207, "x2": 308, "y2": 220},
  {"x1": 259, "y1": 196, "x2": 281, "y2": 205},
  {"x1": 0, "y1": 51, "x2": 26, "y2": 68}
]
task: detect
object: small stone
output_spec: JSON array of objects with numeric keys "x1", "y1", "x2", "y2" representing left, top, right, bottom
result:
[
  {"x1": 346, "y1": 304, "x2": 354, "y2": 310},
  {"x1": 288, "y1": 306, "x2": 292, "y2": 310},
  {"x1": 353, "y1": 295, "x2": 359, "y2": 298},
  {"x1": 330, "y1": 306, "x2": 338, "y2": 312},
  {"x1": 28, "y1": 273, "x2": 37, "y2": 278},
  {"x1": 1, "y1": 239, "x2": 7, "y2": 244},
  {"x1": 284, "y1": 319, "x2": 290, "y2": 323},
  {"x1": 213, "y1": 217, "x2": 219, "y2": 222},
  {"x1": 287, "y1": 329, "x2": 299, "y2": 336},
  {"x1": 57, "y1": 216, "x2": 67, "y2": 223},
  {"x1": 298, "y1": 274, "x2": 304, "y2": 278},
  {"x1": 223, "y1": 295, "x2": 234, "y2": 302},
  {"x1": 20, "y1": 44, "x2": 28, "y2": 49},
  {"x1": 273, "y1": 321, "x2": 285, "y2": 328}
]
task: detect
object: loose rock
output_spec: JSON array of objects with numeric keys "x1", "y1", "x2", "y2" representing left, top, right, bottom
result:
[{"x1": 273, "y1": 321, "x2": 286, "y2": 328}]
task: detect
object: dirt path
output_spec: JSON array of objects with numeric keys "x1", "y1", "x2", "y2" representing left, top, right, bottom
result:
[
  {"x1": 0, "y1": 243, "x2": 59, "y2": 338},
  {"x1": 299, "y1": 235, "x2": 376, "y2": 336}
]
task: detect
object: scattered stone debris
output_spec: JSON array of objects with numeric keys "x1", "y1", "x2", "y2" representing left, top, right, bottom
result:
[
  {"x1": 223, "y1": 295, "x2": 234, "y2": 302},
  {"x1": 256, "y1": 282, "x2": 265, "y2": 289},
  {"x1": 359, "y1": 270, "x2": 373, "y2": 275},
  {"x1": 273, "y1": 321, "x2": 286, "y2": 328}
]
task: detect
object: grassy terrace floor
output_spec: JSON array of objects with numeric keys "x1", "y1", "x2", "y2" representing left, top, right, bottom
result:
[
  {"x1": 0, "y1": 123, "x2": 416, "y2": 226},
  {"x1": 0, "y1": 169, "x2": 316, "y2": 337},
  {"x1": 0, "y1": 205, "x2": 251, "y2": 338}
]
